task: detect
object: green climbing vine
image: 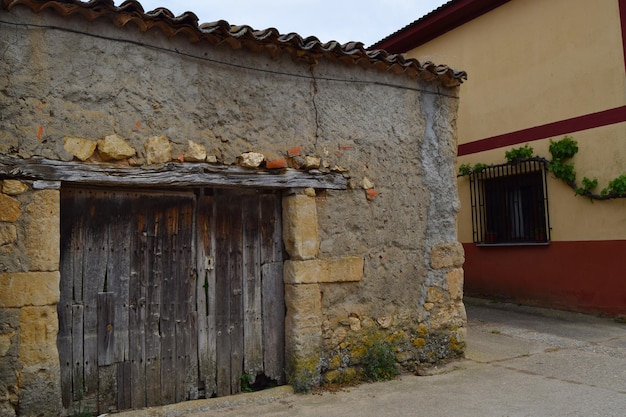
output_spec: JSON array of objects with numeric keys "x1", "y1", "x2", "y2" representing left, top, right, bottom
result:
[{"x1": 458, "y1": 136, "x2": 626, "y2": 200}]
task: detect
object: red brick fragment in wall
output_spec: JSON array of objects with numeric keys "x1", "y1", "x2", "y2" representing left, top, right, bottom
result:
[
  {"x1": 266, "y1": 158, "x2": 287, "y2": 169},
  {"x1": 366, "y1": 189, "x2": 380, "y2": 201},
  {"x1": 287, "y1": 146, "x2": 302, "y2": 157}
]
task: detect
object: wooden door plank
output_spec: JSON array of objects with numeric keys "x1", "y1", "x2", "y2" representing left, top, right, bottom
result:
[
  {"x1": 129, "y1": 206, "x2": 147, "y2": 409},
  {"x1": 71, "y1": 304, "x2": 84, "y2": 402},
  {"x1": 144, "y1": 205, "x2": 162, "y2": 407},
  {"x1": 260, "y1": 193, "x2": 285, "y2": 383},
  {"x1": 260, "y1": 193, "x2": 283, "y2": 264},
  {"x1": 242, "y1": 193, "x2": 263, "y2": 378},
  {"x1": 107, "y1": 194, "x2": 131, "y2": 363},
  {"x1": 97, "y1": 292, "x2": 115, "y2": 366},
  {"x1": 98, "y1": 364, "x2": 117, "y2": 413},
  {"x1": 215, "y1": 191, "x2": 232, "y2": 397},
  {"x1": 261, "y1": 262, "x2": 285, "y2": 384},
  {"x1": 228, "y1": 193, "x2": 244, "y2": 395},
  {"x1": 196, "y1": 195, "x2": 217, "y2": 398},
  {"x1": 116, "y1": 361, "x2": 131, "y2": 410},
  {"x1": 82, "y1": 192, "x2": 109, "y2": 401},
  {"x1": 159, "y1": 203, "x2": 178, "y2": 405},
  {"x1": 59, "y1": 188, "x2": 81, "y2": 408},
  {"x1": 176, "y1": 199, "x2": 197, "y2": 402},
  {"x1": 186, "y1": 311, "x2": 199, "y2": 400}
]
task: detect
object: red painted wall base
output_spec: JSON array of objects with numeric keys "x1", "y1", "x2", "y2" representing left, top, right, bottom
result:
[{"x1": 463, "y1": 240, "x2": 626, "y2": 316}]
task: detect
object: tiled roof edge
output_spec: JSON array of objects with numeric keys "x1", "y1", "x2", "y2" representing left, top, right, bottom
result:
[{"x1": 2, "y1": 0, "x2": 467, "y2": 86}]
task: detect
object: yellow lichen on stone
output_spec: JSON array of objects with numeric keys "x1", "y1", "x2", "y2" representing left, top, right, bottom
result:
[{"x1": 412, "y1": 337, "x2": 426, "y2": 348}]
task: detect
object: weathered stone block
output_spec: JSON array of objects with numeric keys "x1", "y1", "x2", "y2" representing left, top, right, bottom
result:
[
  {"x1": 284, "y1": 283, "x2": 322, "y2": 364},
  {"x1": 63, "y1": 136, "x2": 96, "y2": 161},
  {"x1": 284, "y1": 256, "x2": 363, "y2": 284},
  {"x1": 239, "y1": 152, "x2": 264, "y2": 168},
  {"x1": 429, "y1": 242, "x2": 465, "y2": 270},
  {"x1": 285, "y1": 283, "x2": 322, "y2": 330},
  {"x1": 2, "y1": 180, "x2": 28, "y2": 196},
  {"x1": 184, "y1": 140, "x2": 207, "y2": 162},
  {"x1": 282, "y1": 194, "x2": 319, "y2": 260},
  {"x1": 0, "y1": 224, "x2": 17, "y2": 247},
  {"x1": 0, "y1": 272, "x2": 60, "y2": 308},
  {"x1": 97, "y1": 134, "x2": 136, "y2": 161},
  {"x1": 144, "y1": 135, "x2": 172, "y2": 164},
  {"x1": 0, "y1": 194, "x2": 21, "y2": 222},
  {"x1": 446, "y1": 268, "x2": 464, "y2": 301},
  {"x1": 24, "y1": 190, "x2": 59, "y2": 272},
  {"x1": 303, "y1": 156, "x2": 321, "y2": 169},
  {"x1": 426, "y1": 286, "x2": 445, "y2": 304},
  {"x1": 17, "y1": 363, "x2": 62, "y2": 417},
  {"x1": 18, "y1": 306, "x2": 60, "y2": 366},
  {"x1": 284, "y1": 259, "x2": 322, "y2": 284}
]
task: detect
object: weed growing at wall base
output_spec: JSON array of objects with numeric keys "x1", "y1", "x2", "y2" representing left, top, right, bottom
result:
[{"x1": 362, "y1": 340, "x2": 399, "y2": 382}]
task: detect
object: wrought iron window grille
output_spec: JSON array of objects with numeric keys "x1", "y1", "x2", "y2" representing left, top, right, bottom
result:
[{"x1": 469, "y1": 157, "x2": 551, "y2": 245}]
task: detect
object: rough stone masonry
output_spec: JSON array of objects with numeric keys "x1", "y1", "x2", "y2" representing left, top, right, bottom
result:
[{"x1": 0, "y1": 2, "x2": 466, "y2": 415}]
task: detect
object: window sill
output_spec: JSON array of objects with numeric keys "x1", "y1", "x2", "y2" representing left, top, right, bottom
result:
[{"x1": 475, "y1": 242, "x2": 551, "y2": 247}]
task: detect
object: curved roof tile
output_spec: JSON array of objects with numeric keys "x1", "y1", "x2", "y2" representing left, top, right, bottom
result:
[{"x1": 1, "y1": 0, "x2": 467, "y2": 86}]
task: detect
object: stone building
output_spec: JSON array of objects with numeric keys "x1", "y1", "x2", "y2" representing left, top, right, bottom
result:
[{"x1": 0, "y1": 1, "x2": 466, "y2": 415}]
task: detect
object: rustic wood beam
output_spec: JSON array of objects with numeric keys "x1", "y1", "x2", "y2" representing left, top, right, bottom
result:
[{"x1": 0, "y1": 155, "x2": 348, "y2": 190}]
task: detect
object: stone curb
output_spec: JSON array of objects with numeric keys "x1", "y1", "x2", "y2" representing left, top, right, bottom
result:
[{"x1": 106, "y1": 386, "x2": 294, "y2": 417}]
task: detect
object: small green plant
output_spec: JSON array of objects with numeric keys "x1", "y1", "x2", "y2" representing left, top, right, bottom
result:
[
  {"x1": 362, "y1": 340, "x2": 399, "y2": 382},
  {"x1": 601, "y1": 173, "x2": 626, "y2": 197},
  {"x1": 549, "y1": 135, "x2": 579, "y2": 160},
  {"x1": 458, "y1": 163, "x2": 472, "y2": 176},
  {"x1": 472, "y1": 162, "x2": 488, "y2": 173},
  {"x1": 505, "y1": 144, "x2": 534, "y2": 161},
  {"x1": 549, "y1": 160, "x2": 576, "y2": 183},
  {"x1": 240, "y1": 373, "x2": 254, "y2": 393},
  {"x1": 575, "y1": 176, "x2": 598, "y2": 196},
  {"x1": 457, "y1": 162, "x2": 489, "y2": 176},
  {"x1": 548, "y1": 136, "x2": 579, "y2": 183}
]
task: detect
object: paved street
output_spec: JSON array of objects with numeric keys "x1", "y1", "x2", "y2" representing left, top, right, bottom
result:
[{"x1": 116, "y1": 298, "x2": 626, "y2": 417}]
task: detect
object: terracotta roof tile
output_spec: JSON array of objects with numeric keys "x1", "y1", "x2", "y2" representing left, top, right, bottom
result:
[{"x1": 1, "y1": 0, "x2": 467, "y2": 86}]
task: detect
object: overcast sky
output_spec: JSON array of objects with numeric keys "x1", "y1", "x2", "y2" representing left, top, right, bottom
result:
[{"x1": 122, "y1": 1, "x2": 449, "y2": 47}]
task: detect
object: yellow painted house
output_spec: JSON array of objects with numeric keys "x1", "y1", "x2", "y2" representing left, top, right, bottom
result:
[{"x1": 374, "y1": 0, "x2": 626, "y2": 315}]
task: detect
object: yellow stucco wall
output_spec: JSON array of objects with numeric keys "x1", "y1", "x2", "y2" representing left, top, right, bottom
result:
[{"x1": 406, "y1": 0, "x2": 626, "y2": 242}]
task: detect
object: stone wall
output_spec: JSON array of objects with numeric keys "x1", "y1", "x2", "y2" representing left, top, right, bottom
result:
[
  {"x1": 1, "y1": 5, "x2": 465, "y2": 414},
  {"x1": 0, "y1": 180, "x2": 62, "y2": 416}
]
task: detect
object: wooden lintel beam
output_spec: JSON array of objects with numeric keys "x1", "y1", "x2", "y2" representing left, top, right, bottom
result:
[{"x1": 0, "y1": 155, "x2": 348, "y2": 190}]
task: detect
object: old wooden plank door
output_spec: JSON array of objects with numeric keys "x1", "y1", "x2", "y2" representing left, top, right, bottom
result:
[
  {"x1": 59, "y1": 187, "x2": 284, "y2": 414},
  {"x1": 196, "y1": 189, "x2": 285, "y2": 398}
]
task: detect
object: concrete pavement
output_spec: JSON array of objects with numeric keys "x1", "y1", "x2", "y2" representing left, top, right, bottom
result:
[{"x1": 114, "y1": 298, "x2": 626, "y2": 417}]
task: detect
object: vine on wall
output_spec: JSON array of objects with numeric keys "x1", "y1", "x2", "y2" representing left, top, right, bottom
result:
[{"x1": 458, "y1": 136, "x2": 626, "y2": 200}]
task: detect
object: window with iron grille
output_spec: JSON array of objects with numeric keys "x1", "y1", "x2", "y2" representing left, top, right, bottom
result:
[{"x1": 469, "y1": 158, "x2": 551, "y2": 245}]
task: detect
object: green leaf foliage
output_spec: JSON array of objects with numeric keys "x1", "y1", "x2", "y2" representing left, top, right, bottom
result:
[
  {"x1": 549, "y1": 135, "x2": 579, "y2": 160},
  {"x1": 505, "y1": 144, "x2": 534, "y2": 161},
  {"x1": 601, "y1": 173, "x2": 626, "y2": 198}
]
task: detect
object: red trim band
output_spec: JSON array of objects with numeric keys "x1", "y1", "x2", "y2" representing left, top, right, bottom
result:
[{"x1": 458, "y1": 105, "x2": 626, "y2": 156}]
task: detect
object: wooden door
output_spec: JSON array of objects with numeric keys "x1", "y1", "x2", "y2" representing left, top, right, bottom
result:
[
  {"x1": 58, "y1": 187, "x2": 284, "y2": 414},
  {"x1": 196, "y1": 189, "x2": 285, "y2": 398}
]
